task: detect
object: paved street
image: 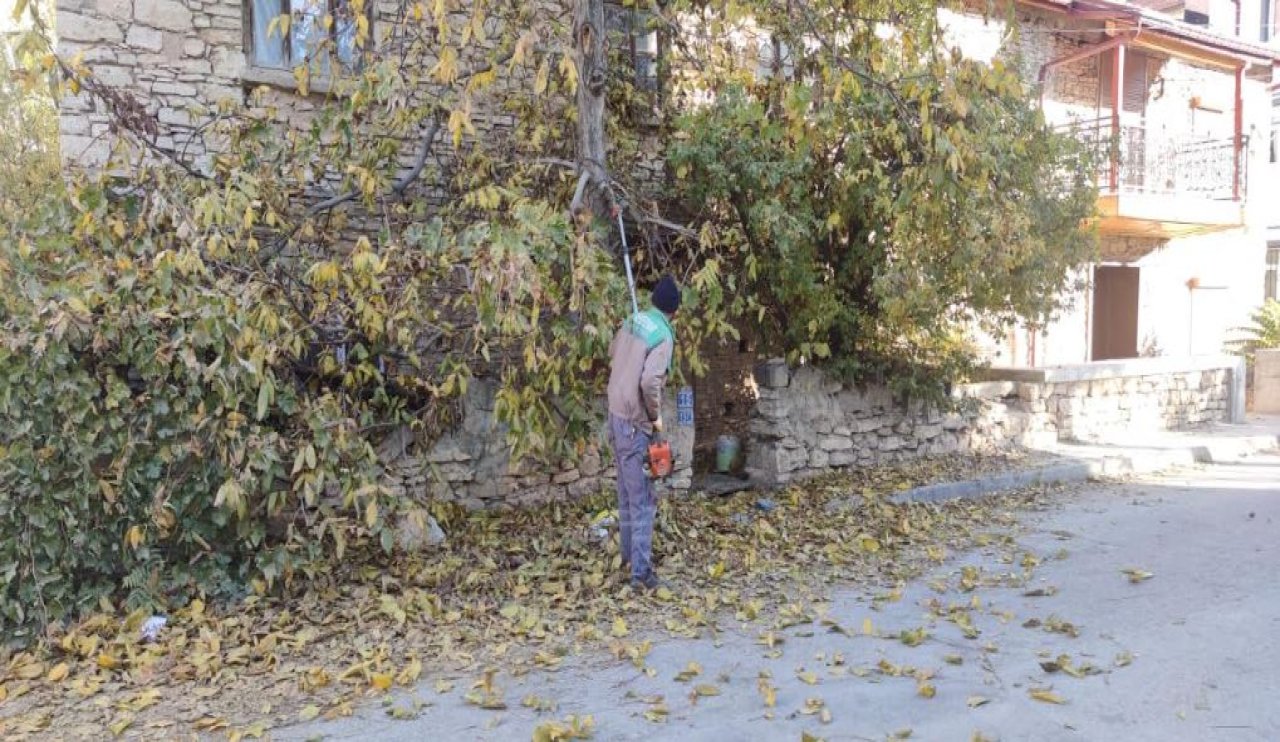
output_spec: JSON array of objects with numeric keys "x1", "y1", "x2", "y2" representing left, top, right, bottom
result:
[{"x1": 284, "y1": 453, "x2": 1280, "y2": 742}]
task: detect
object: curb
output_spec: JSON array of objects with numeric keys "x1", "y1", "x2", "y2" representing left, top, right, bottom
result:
[{"x1": 890, "y1": 434, "x2": 1280, "y2": 505}]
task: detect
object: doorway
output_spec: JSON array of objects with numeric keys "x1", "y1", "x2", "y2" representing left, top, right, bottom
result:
[{"x1": 1092, "y1": 266, "x2": 1140, "y2": 361}]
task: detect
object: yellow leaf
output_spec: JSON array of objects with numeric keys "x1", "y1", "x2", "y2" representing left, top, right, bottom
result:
[
  {"x1": 108, "y1": 716, "x2": 133, "y2": 737},
  {"x1": 611, "y1": 617, "x2": 628, "y2": 637},
  {"x1": 14, "y1": 660, "x2": 45, "y2": 679},
  {"x1": 862, "y1": 618, "x2": 875, "y2": 636},
  {"x1": 534, "y1": 59, "x2": 549, "y2": 95},
  {"x1": 371, "y1": 672, "x2": 393, "y2": 691},
  {"x1": 126, "y1": 525, "x2": 143, "y2": 550},
  {"x1": 298, "y1": 705, "x2": 321, "y2": 722},
  {"x1": 967, "y1": 695, "x2": 990, "y2": 708},
  {"x1": 45, "y1": 662, "x2": 69, "y2": 682},
  {"x1": 366, "y1": 500, "x2": 379, "y2": 529},
  {"x1": 558, "y1": 53, "x2": 578, "y2": 94},
  {"x1": 797, "y1": 670, "x2": 819, "y2": 685},
  {"x1": 192, "y1": 716, "x2": 227, "y2": 731},
  {"x1": 917, "y1": 681, "x2": 936, "y2": 698},
  {"x1": 693, "y1": 684, "x2": 720, "y2": 697},
  {"x1": 96, "y1": 653, "x2": 121, "y2": 671},
  {"x1": 674, "y1": 662, "x2": 701, "y2": 682},
  {"x1": 1029, "y1": 689, "x2": 1066, "y2": 704},
  {"x1": 758, "y1": 679, "x2": 777, "y2": 708},
  {"x1": 1122, "y1": 568, "x2": 1154, "y2": 583},
  {"x1": 397, "y1": 658, "x2": 423, "y2": 685}
]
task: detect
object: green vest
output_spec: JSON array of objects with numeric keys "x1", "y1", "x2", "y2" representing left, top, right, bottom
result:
[{"x1": 628, "y1": 307, "x2": 675, "y2": 370}]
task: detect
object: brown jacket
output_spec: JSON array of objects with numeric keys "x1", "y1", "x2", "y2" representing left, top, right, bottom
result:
[{"x1": 607, "y1": 307, "x2": 675, "y2": 433}]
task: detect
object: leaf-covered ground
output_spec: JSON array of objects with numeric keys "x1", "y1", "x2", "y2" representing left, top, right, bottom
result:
[{"x1": 0, "y1": 453, "x2": 1056, "y2": 739}]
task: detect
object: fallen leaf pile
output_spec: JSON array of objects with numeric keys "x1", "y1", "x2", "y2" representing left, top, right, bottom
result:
[{"x1": 0, "y1": 454, "x2": 1055, "y2": 738}]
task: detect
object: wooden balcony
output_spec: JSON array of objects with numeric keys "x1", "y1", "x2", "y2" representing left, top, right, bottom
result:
[{"x1": 1060, "y1": 117, "x2": 1247, "y2": 238}]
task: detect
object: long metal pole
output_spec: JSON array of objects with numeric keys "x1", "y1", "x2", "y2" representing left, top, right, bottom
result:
[{"x1": 617, "y1": 211, "x2": 640, "y2": 317}]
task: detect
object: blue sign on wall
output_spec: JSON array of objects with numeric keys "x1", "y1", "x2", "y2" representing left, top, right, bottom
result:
[{"x1": 676, "y1": 387, "x2": 694, "y2": 427}]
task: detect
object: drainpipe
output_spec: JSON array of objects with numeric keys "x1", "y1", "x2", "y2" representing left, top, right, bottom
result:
[{"x1": 1234, "y1": 62, "x2": 1249, "y2": 201}]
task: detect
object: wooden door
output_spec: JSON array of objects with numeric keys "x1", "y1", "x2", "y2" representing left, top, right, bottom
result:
[{"x1": 1092, "y1": 266, "x2": 1140, "y2": 361}]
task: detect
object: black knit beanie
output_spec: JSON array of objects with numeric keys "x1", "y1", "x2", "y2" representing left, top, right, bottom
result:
[{"x1": 652, "y1": 275, "x2": 681, "y2": 315}]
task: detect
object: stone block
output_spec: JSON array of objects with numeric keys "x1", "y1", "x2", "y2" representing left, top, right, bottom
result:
[
  {"x1": 58, "y1": 12, "x2": 124, "y2": 43},
  {"x1": 135, "y1": 0, "x2": 193, "y2": 31},
  {"x1": 915, "y1": 423, "x2": 942, "y2": 440},
  {"x1": 552, "y1": 469, "x2": 581, "y2": 485},
  {"x1": 151, "y1": 80, "x2": 198, "y2": 96},
  {"x1": 829, "y1": 449, "x2": 857, "y2": 467},
  {"x1": 755, "y1": 396, "x2": 791, "y2": 420},
  {"x1": 431, "y1": 462, "x2": 475, "y2": 484},
  {"x1": 809, "y1": 449, "x2": 830, "y2": 469},
  {"x1": 851, "y1": 417, "x2": 882, "y2": 434},
  {"x1": 95, "y1": 64, "x2": 136, "y2": 87},
  {"x1": 183, "y1": 37, "x2": 206, "y2": 56},
  {"x1": 568, "y1": 478, "x2": 602, "y2": 499},
  {"x1": 817, "y1": 434, "x2": 853, "y2": 451},
  {"x1": 395, "y1": 508, "x2": 446, "y2": 551},
  {"x1": 210, "y1": 47, "x2": 245, "y2": 78},
  {"x1": 423, "y1": 437, "x2": 471, "y2": 464},
  {"x1": 789, "y1": 366, "x2": 826, "y2": 394},
  {"x1": 126, "y1": 25, "x2": 163, "y2": 50},
  {"x1": 754, "y1": 359, "x2": 790, "y2": 389},
  {"x1": 98, "y1": 0, "x2": 133, "y2": 15},
  {"x1": 157, "y1": 107, "x2": 191, "y2": 126}
]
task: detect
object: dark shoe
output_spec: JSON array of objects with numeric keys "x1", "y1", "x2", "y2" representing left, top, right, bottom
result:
[{"x1": 629, "y1": 574, "x2": 669, "y2": 593}]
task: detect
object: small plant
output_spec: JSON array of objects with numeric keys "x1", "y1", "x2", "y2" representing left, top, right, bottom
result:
[{"x1": 1225, "y1": 300, "x2": 1280, "y2": 364}]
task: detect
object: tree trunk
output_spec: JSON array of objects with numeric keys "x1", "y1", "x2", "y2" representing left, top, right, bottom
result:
[{"x1": 571, "y1": 0, "x2": 611, "y2": 229}]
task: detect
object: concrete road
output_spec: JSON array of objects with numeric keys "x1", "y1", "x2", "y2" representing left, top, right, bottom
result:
[{"x1": 282, "y1": 454, "x2": 1280, "y2": 742}]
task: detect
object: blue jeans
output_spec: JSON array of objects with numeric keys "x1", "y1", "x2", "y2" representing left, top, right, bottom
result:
[{"x1": 608, "y1": 413, "x2": 655, "y2": 582}]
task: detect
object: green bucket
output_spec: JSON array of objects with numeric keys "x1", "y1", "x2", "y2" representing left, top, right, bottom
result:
[{"x1": 715, "y1": 435, "x2": 740, "y2": 473}]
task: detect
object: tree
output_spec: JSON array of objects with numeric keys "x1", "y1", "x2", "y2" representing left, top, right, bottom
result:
[
  {"x1": 665, "y1": 0, "x2": 1098, "y2": 398},
  {"x1": 0, "y1": 0, "x2": 61, "y2": 229},
  {"x1": 0, "y1": 0, "x2": 1095, "y2": 633}
]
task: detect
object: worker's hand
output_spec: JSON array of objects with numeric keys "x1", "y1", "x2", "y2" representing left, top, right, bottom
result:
[{"x1": 652, "y1": 416, "x2": 664, "y2": 433}]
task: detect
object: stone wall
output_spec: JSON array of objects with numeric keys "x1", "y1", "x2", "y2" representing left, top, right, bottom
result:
[
  {"x1": 746, "y1": 356, "x2": 1244, "y2": 487},
  {"x1": 378, "y1": 379, "x2": 693, "y2": 510},
  {"x1": 745, "y1": 362, "x2": 1028, "y2": 485}
]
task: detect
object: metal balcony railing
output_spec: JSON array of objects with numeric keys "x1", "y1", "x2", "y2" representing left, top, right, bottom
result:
[{"x1": 1056, "y1": 117, "x2": 1248, "y2": 201}]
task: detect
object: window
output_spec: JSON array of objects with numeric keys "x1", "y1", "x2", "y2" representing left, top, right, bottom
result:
[
  {"x1": 247, "y1": 0, "x2": 363, "y2": 70},
  {"x1": 1262, "y1": 0, "x2": 1272, "y2": 42},
  {"x1": 1098, "y1": 49, "x2": 1152, "y2": 116},
  {"x1": 1267, "y1": 245, "x2": 1280, "y2": 301}
]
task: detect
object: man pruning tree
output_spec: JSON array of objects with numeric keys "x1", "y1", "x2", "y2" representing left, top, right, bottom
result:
[{"x1": 607, "y1": 274, "x2": 680, "y2": 591}]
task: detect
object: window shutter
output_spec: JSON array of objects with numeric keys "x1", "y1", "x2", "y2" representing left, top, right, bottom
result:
[
  {"x1": 1097, "y1": 49, "x2": 1150, "y2": 116},
  {"x1": 1123, "y1": 52, "x2": 1149, "y2": 115}
]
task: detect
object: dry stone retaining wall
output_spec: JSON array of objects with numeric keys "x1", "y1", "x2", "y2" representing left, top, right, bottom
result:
[
  {"x1": 746, "y1": 357, "x2": 1244, "y2": 487},
  {"x1": 379, "y1": 379, "x2": 693, "y2": 511}
]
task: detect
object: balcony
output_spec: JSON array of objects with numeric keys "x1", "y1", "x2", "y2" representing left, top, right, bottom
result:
[{"x1": 1059, "y1": 117, "x2": 1248, "y2": 238}]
